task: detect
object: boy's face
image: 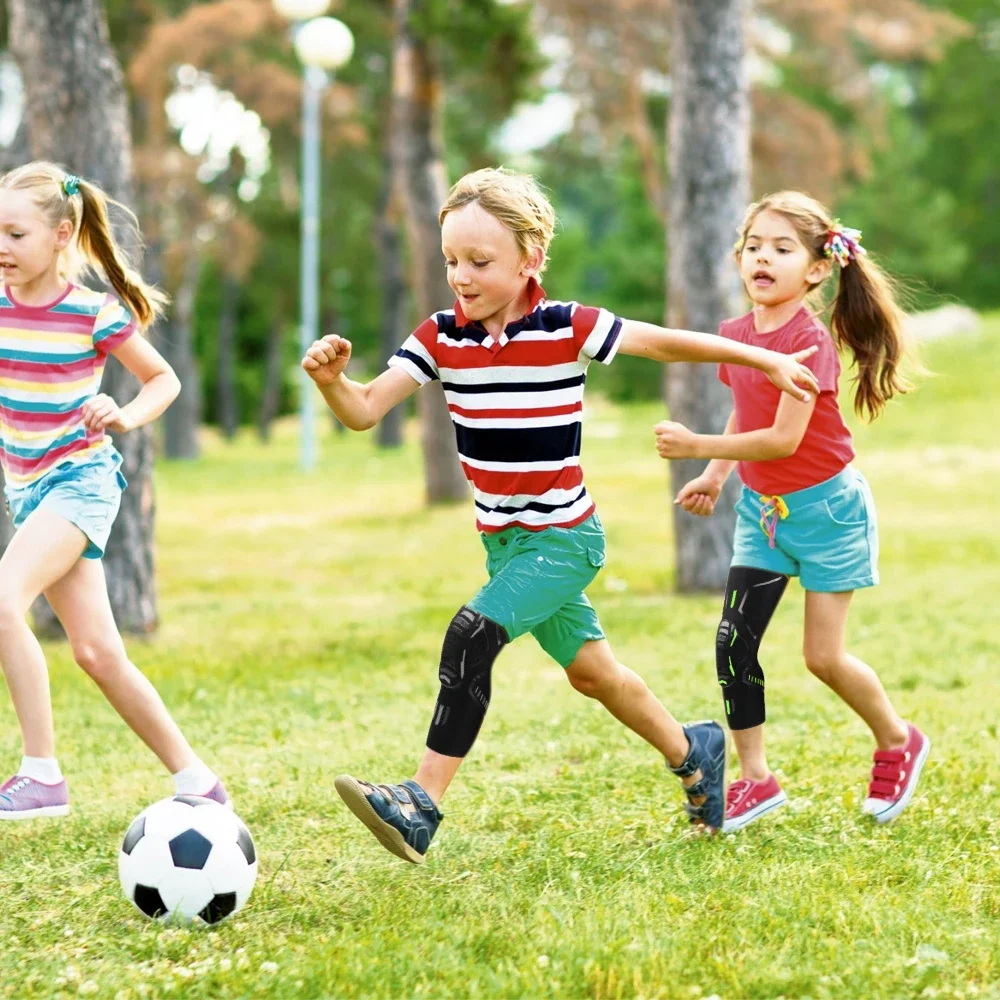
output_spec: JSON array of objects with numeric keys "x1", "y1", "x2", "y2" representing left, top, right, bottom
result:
[
  {"x1": 441, "y1": 202, "x2": 541, "y2": 326},
  {"x1": 0, "y1": 189, "x2": 71, "y2": 288},
  {"x1": 738, "y1": 209, "x2": 830, "y2": 308}
]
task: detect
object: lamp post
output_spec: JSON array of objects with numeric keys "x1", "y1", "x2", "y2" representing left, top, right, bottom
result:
[{"x1": 273, "y1": 0, "x2": 354, "y2": 471}]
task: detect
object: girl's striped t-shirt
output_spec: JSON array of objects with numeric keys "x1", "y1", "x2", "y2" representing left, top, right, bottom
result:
[{"x1": 0, "y1": 283, "x2": 136, "y2": 488}]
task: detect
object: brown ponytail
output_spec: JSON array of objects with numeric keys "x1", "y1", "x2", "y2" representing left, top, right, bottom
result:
[
  {"x1": 736, "y1": 190, "x2": 918, "y2": 421},
  {"x1": 0, "y1": 160, "x2": 168, "y2": 329}
]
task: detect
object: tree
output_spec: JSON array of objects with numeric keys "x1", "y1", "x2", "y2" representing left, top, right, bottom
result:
[
  {"x1": 664, "y1": 0, "x2": 751, "y2": 592},
  {"x1": 7, "y1": 0, "x2": 159, "y2": 631},
  {"x1": 390, "y1": 0, "x2": 467, "y2": 503}
]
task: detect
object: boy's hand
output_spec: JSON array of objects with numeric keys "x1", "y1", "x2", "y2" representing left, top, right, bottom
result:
[
  {"x1": 81, "y1": 393, "x2": 133, "y2": 434},
  {"x1": 674, "y1": 474, "x2": 722, "y2": 517},
  {"x1": 302, "y1": 335, "x2": 352, "y2": 386},
  {"x1": 654, "y1": 420, "x2": 700, "y2": 459},
  {"x1": 765, "y1": 347, "x2": 819, "y2": 402}
]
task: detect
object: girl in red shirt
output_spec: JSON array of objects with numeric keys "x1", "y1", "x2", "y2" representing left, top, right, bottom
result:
[{"x1": 654, "y1": 190, "x2": 928, "y2": 831}]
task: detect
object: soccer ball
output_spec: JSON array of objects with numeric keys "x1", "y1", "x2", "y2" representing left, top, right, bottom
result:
[{"x1": 118, "y1": 795, "x2": 257, "y2": 924}]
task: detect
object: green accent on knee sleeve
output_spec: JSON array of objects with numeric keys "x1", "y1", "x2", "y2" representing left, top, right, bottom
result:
[
  {"x1": 730, "y1": 589, "x2": 737, "y2": 609},
  {"x1": 728, "y1": 656, "x2": 735, "y2": 676},
  {"x1": 730, "y1": 627, "x2": 737, "y2": 647},
  {"x1": 725, "y1": 699, "x2": 731, "y2": 714}
]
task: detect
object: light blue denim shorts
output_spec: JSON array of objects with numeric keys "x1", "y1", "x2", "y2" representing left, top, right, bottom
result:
[
  {"x1": 3, "y1": 448, "x2": 127, "y2": 560},
  {"x1": 731, "y1": 466, "x2": 879, "y2": 593}
]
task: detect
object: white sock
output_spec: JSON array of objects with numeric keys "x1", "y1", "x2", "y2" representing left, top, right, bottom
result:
[
  {"x1": 172, "y1": 760, "x2": 218, "y2": 796},
  {"x1": 20, "y1": 756, "x2": 63, "y2": 784}
]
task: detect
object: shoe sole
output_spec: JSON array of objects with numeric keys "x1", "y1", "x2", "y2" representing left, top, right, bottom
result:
[
  {"x1": 865, "y1": 735, "x2": 931, "y2": 824},
  {"x1": 334, "y1": 775, "x2": 425, "y2": 865},
  {"x1": 722, "y1": 789, "x2": 787, "y2": 833},
  {"x1": 0, "y1": 804, "x2": 70, "y2": 821}
]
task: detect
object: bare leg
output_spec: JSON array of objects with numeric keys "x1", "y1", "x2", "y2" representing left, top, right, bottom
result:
[
  {"x1": 803, "y1": 591, "x2": 909, "y2": 750},
  {"x1": 44, "y1": 557, "x2": 198, "y2": 773},
  {"x1": 413, "y1": 750, "x2": 463, "y2": 805},
  {"x1": 564, "y1": 639, "x2": 704, "y2": 796},
  {"x1": 730, "y1": 725, "x2": 769, "y2": 782},
  {"x1": 0, "y1": 510, "x2": 87, "y2": 758}
]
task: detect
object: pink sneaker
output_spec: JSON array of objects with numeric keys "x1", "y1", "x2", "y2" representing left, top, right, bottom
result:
[
  {"x1": 863, "y1": 723, "x2": 930, "y2": 824},
  {"x1": 0, "y1": 774, "x2": 70, "y2": 820},
  {"x1": 723, "y1": 773, "x2": 787, "y2": 832}
]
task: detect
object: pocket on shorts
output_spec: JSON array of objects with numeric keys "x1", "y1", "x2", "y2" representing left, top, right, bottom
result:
[
  {"x1": 587, "y1": 546, "x2": 605, "y2": 570},
  {"x1": 823, "y1": 483, "x2": 868, "y2": 527}
]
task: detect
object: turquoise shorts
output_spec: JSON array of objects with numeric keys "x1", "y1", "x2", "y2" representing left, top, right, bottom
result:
[
  {"x1": 731, "y1": 467, "x2": 878, "y2": 593},
  {"x1": 3, "y1": 448, "x2": 127, "y2": 560},
  {"x1": 467, "y1": 513, "x2": 607, "y2": 668}
]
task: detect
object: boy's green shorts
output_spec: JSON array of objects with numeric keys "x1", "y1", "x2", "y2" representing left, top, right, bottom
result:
[{"x1": 467, "y1": 512, "x2": 607, "y2": 668}]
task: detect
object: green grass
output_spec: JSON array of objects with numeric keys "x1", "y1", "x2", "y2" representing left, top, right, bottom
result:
[{"x1": 2, "y1": 317, "x2": 999, "y2": 999}]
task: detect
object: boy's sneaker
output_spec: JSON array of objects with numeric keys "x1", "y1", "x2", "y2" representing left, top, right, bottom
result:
[
  {"x1": 667, "y1": 720, "x2": 728, "y2": 832},
  {"x1": 722, "y1": 773, "x2": 787, "y2": 832},
  {"x1": 335, "y1": 775, "x2": 442, "y2": 864},
  {"x1": 0, "y1": 775, "x2": 70, "y2": 820},
  {"x1": 863, "y1": 723, "x2": 930, "y2": 824}
]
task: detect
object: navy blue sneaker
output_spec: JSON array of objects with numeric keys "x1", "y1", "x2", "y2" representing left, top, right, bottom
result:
[
  {"x1": 335, "y1": 775, "x2": 443, "y2": 864},
  {"x1": 666, "y1": 720, "x2": 728, "y2": 832}
]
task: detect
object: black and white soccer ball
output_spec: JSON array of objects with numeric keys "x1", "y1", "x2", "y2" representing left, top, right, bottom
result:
[{"x1": 118, "y1": 796, "x2": 257, "y2": 925}]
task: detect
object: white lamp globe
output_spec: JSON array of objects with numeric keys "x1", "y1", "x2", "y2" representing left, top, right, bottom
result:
[
  {"x1": 294, "y1": 17, "x2": 354, "y2": 71},
  {"x1": 273, "y1": 0, "x2": 330, "y2": 20}
]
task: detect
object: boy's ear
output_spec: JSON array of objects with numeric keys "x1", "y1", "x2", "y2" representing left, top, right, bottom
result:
[
  {"x1": 521, "y1": 245, "x2": 545, "y2": 278},
  {"x1": 806, "y1": 255, "x2": 833, "y2": 285}
]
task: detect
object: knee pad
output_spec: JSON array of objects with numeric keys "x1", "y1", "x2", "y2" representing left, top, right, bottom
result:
[
  {"x1": 716, "y1": 567, "x2": 787, "y2": 730},
  {"x1": 426, "y1": 606, "x2": 508, "y2": 757}
]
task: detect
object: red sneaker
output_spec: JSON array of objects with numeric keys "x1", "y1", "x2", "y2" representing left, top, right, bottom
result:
[
  {"x1": 862, "y1": 723, "x2": 930, "y2": 824},
  {"x1": 722, "y1": 773, "x2": 787, "y2": 832}
]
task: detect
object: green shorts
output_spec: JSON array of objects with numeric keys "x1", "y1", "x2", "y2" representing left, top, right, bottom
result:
[{"x1": 467, "y1": 513, "x2": 607, "y2": 668}]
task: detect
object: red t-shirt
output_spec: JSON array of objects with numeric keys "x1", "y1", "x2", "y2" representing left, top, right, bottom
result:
[{"x1": 717, "y1": 307, "x2": 854, "y2": 494}]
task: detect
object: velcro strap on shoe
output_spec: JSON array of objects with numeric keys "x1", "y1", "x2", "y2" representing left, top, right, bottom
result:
[
  {"x1": 868, "y1": 778, "x2": 899, "y2": 797},
  {"x1": 401, "y1": 779, "x2": 441, "y2": 817},
  {"x1": 667, "y1": 746, "x2": 700, "y2": 779},
  {"x1": 872, "y1": 763, "x2": 902, "y2": 782}
]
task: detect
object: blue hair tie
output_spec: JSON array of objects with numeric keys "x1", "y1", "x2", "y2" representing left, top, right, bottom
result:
[{"x1": 62, "y1": 174, "x2": 81, "y2": 197}]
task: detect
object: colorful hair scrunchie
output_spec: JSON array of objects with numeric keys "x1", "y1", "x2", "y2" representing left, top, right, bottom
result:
[
  {"x1": 823, "y1": 222, "x2": 866, "y2": 269},
  {"x1": 62, "y1": 174, "x2": 81, "y2": 197}
]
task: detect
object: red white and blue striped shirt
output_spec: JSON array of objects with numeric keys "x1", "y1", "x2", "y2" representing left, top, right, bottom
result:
[{"x1": 388, "y1": 282, "x2": 622, "y2": 532}]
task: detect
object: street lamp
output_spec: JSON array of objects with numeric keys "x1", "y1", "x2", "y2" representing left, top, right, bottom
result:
[{"x1": 273, "y1": 0, "x2": 354, "y2": 472}]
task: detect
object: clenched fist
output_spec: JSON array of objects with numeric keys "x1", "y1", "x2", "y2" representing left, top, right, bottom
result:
[{"x1": 301, "y1": 335, "x2": 352, "y2": 386}]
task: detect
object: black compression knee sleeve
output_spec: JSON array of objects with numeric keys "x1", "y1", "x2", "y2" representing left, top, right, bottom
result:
[
  {"x1": 716, "y1": 566, "x2": 788, "y2": 730},
  {"x1": 426, "y1": 606, "x2": 509, "y2": 758}
]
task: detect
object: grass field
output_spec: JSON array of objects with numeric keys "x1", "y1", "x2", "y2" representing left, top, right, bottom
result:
[{"x1": 1, "y1": 318, "x2": 998, "y2": 999}]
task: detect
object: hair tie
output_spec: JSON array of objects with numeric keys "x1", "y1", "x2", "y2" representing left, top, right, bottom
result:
[
  {"x1": 823, "y1": 222, "x2": 866, "y2": 269},
  {"x1": 62, "y1": 174, "x2": 81, "y2": 197}
]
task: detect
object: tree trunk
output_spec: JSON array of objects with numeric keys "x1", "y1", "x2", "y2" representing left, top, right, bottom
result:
[
  {"x1": 391, "y1": 0, "x2": 467, "y2": 503},
  {"x1": 375, "y1": 158, "x2": 406, "y2": 450},
  {"x1": 161, "y1": 251, "x2": 203, "y2": 459},
  {"x1": 217, "y1": 274, "x2": 240, "y2": 440},
  {"x1": 9, "y1": 0, "x2": 159, "y2": 631},
  {"x1": 665, "y1": 0, "x2": 751, "y2": 593},
  {"x1": 257, "y1": 320, "x2": 284, "y2": 444}
]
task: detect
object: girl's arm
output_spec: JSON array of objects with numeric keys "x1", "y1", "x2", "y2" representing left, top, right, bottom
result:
[
  {"x1": 302, "y1": 335, "x2": 421, "y2": 431},
  {"x1": 656, "y1": 393, "x2": 817, "y2": 462},
  {"x1": 618, "y1": 319, "x2": 819, "y2": 402},
  {"x1": 81, "y1": 336, "x2": 181, "y2": 434}
]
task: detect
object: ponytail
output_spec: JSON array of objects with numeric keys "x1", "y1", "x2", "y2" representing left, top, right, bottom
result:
[
  {"x1": 0, "y1": 160, "x2": 168, "y2": 329},
  {"x1": 830, "y1": 250, "x2": 913, "y2": 421}
]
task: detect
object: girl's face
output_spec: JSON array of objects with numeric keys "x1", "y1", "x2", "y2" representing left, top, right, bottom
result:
[
  {"x1": 738, "y1": 209, "x2": 830, "y2": 308},
  {"x1": 441, "y1": 201, "x2": 542, "y2": 327},
  {"x1": 0, "y1": 189, "x2": 71, "y2": 288}
]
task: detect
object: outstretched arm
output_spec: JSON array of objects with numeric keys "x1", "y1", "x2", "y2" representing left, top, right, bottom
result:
[
  {"x1": 656, "y1": 393, "x2": 817, "y2": 462},
  {"x1": 302, "y1": 335, "x2": 421, "y2": 431},
  {"x1": 617, "y1": 319, "x2": 819, "y2": 402}
]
